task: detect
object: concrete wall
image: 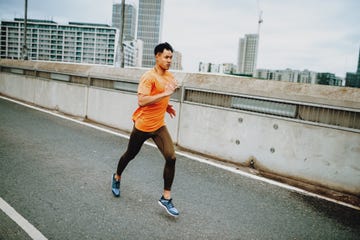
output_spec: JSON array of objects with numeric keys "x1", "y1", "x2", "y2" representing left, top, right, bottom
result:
[
  {"x1": 0, "y1": 74, "x2": 87, "y2": 117},
  {"x1": 178, "y1": 103, "x2": 359, "y2": 195},
  {"x1": 1, "y1": 60, "x2": 359, "y2": 199}
]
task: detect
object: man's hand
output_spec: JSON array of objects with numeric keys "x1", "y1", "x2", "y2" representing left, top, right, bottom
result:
[
  {"x1": 138, "y1": 79, "x2": 179, "y2": 107},
  {"x1": 164, "y1": 81, "x2": 178, "y2": 96},
  {"x1": 166, "y1": 104, "x2": 176, "y2": 118}
]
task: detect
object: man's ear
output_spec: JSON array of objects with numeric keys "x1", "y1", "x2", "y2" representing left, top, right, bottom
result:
[{"x1": 156, "y1": 51, "x2": 164, "y2": 57}]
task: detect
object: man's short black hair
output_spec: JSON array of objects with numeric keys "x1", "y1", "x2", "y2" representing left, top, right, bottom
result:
[{"x1": 154, "y1": 42, "x2": 173, "y2": 55}]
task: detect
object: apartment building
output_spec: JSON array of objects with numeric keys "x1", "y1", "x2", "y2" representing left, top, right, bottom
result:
[
  {"x1": 255, "y1": 68, "x2": 317, "y2": 84},
  {"x1": 237, "y1": 34, "x2": 259, "y2": 75},
  {"x1": 255, "y1": 68, "x2": 346, "y2": 86},
  {"x1": 0, "y1": 18, "x2": 117, "y2": 65}
]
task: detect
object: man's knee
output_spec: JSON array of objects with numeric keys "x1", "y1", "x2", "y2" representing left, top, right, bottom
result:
[{"x1": 165, "y1": 155, "x2": 176, "y2": 166}]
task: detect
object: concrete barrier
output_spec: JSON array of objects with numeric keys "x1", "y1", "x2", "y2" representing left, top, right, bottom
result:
[{"x1": 178, "y1": 102, "x2": 359, "y2": 195}]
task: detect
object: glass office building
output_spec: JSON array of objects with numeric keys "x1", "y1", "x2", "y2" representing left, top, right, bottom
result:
[
  {"x1": 137, "y1": 0, "x2": 164, "y2": 68},
  {"x1": 345, "y1": 47, "x2": 360, "y2": 88},
  {"x1": 112, "y1": 2, "x2": 137, "y2": 41}
]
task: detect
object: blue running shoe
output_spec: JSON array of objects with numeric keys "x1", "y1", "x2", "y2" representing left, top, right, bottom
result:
[
  {"x1": 111, "y1": 173, "x2": 120, "y2": 197},
  {"x1": 158, "y1": 196, "x2": 179, "y2": 217}
]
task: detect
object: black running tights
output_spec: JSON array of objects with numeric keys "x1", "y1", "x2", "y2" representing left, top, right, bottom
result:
[{"x1": 116, "y1": 126, "x2": 176, "y2": 191}]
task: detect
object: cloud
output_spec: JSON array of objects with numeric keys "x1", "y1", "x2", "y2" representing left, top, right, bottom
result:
[
  {"x1": 246, "y1": 0, "x2": 359, "y2": 76},
  {"x1": 0, "y1": 0, "x2": 114, "y2": 24},
  {"x1": 0, "y1": 0, "x2": 359, "y2": 76},
  {"x1": 163, "y1": 0, "x2": 260, "y2": 72}
]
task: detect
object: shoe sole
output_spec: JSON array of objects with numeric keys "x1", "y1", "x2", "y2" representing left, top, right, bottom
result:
[
  {"x1": 158, "y1": 201, "x2": 179, "y2": 217},
  {"x1": 112, "y1": 190, "x2": 120, "y2": 197}
]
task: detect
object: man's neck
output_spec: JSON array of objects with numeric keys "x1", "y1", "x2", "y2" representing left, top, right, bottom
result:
[{"x1": 154, "y1": 65, "x2": 166, "y2": 75}]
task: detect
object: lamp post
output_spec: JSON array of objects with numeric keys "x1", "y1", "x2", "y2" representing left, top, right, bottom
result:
[
  {"x1": 22, "y1": 0, "x2": 28, "y2": 60},
  {"x1": 119, "y1": 0, "x2": 125, "y2": 67}
]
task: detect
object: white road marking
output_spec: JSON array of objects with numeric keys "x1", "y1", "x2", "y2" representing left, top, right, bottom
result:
[
  {"x1": 0, "y1": 197, "x2": 48, "y2": 240},
  {"x1": 1, "y1": 95, "x2": 359, "y2": 211}
]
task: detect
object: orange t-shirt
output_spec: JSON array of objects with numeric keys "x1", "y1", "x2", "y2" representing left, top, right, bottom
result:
[{"x1": 132, "y1": 68, "x2": 175, "y2": 132}]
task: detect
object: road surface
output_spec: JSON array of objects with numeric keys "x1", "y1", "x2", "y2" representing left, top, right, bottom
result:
[{"x1": 0, "y1": 97, "x2": 359, "y2": 239}]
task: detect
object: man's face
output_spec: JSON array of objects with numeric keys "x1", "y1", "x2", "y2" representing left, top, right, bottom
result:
[{"x1": 156, "y1": 49, "x2": 173, "y2": 70}]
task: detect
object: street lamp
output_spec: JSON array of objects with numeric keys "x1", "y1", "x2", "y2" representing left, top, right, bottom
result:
[
  {"x1": 22, "y1": 0, "x2": 28, "y2": 60},
  {"x1": 120, "y1": 0, "x2": 125, "y2": 67}
]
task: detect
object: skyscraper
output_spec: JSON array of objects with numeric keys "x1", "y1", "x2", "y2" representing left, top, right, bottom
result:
[
  {"x1": 237, "y1": 34, "x2": 259, "y2": 75},
  {"x1": 112, "y1": 2, "x2": 137, "y2": 40},
  {"x1": 357, "y1": 47, "x2": 360, "y2": 74},
  {"x1": 171, "y1": 51, "x2": 183, "y2": 70},
  {"x1": 345, "y1": 47, "x2": 360, "y2": 88},
  {"x1": 137, "y1": 0, "x2": 164, "y2": 68}
]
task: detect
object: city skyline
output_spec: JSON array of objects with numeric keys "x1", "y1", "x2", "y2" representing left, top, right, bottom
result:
[{"x1": 0, "y1": 0, "x2": 359, "y2": 77}]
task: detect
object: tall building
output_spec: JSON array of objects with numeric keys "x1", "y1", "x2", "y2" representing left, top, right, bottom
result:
[
  {"x1": 171, "y1": 50, "x2": 183, "y2": 71},
  {"x1": 137, "y1": 0, "x2": 164, "y2": 68},
  {"x1": 112, "y1": 1, "x2": 140, "y2": 67},
  {"x1": 122, "y1": 39, "x2": 143, "y2": 67},
  {"x1": 345, "y1": 47, "x2": 360, "y2": 88},
  {"x1": 134, "y1": 39, "x2": 143, "y2": 67},
  {"x1": 357, "y1": 47, "x2": 360, "y2": 73},
  {"x1": 112, "y1": 2, "x2": 137, "y2": 40},
  {"x1": 237, "y1": 34, "x2": 259, "y2": 75},
  {"x1": 0, "y1": 18, "x2": 117, "y2": 65}
]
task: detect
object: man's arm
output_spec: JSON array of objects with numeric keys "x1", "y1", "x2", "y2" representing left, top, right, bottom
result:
[{"x1": 137, "y1": 82, "x2": 177, "y2": 107}]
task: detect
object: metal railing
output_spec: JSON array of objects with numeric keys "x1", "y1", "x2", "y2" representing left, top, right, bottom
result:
[{"x1": 183, "y1": 88, "x2": 360, "y2": 131}]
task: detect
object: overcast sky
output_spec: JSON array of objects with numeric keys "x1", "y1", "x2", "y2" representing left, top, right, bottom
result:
[{"x1": 0, "y1": 0, "x2": 359, "y2": 77}]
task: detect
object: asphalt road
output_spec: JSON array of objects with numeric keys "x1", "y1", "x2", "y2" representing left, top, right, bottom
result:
[{"x1": 0, "y1": 97, "x2": 359, "y2": 240}]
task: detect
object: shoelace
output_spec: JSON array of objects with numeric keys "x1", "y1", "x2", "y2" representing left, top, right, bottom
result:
[
  {"x1": 113, "y1": 178, "x2": 120, "y2": 188},
  {"x1": 165, "y1": 199, "x2": 174, "y2": 209}
]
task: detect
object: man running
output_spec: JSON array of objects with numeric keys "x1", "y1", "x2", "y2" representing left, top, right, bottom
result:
[{"x1": 111, "y1": 42, "x2": 179, "y2": 217}]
